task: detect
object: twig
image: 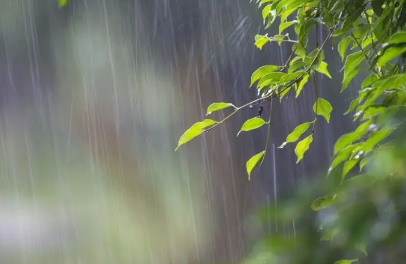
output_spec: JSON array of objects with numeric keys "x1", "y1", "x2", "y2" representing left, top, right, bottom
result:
[
  {"x1": 260, "y1": 99, "x2": 273, "y2": 167},
  {"x1": 351, "y1": 32, "x2": 380, "y2": 75},
  {"x1": 312, "y1": 74, "x2": 318, "y2": 133}
]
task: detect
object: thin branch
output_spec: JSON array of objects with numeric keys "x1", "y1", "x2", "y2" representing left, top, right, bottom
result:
[
  {"x1": 351, "y1": 32, "x2": 381, "y2": 75},
  {"x1": 204, "y1": 26, "x2": 337, "y2": 136},
  {"x1": 260, "y1": 99, "x2": 273, "y2": 167},
  {"x1": 312, "y1": 74, "x2": 318, "y2": 133}
]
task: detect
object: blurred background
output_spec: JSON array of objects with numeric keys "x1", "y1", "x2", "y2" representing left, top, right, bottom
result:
[{"x1": 0, "y1": 0, "x2": 402, "y2": 263}]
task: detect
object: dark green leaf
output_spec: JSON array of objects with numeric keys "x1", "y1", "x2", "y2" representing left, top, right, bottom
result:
[
  {"x1": 371, "y1": 0, "x2": 384, "y2": 15},
  {"x1": 311, "y1": 195, "x2": 337, "y2": 211}
]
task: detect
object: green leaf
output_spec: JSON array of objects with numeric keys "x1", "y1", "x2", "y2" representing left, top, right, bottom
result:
[
  {"x1": 334, "y1": 120, "x2": 372, "y2": 154},
  {"x1": 311, "y1": 195, "x2": 337, "y2": 211},
  {"x1": 246, "y1": 151, "x2": 265, "y2": 180},
  {"x1": 371, "y1": 0, "x2": 384, "y2": 15},
  {"x1": 258, "y1": 72, "x2": 286, "y2": 88},
  {"x1": 273, "y1": 34, "x2": 287, "y2": 45},
  {"x1": 329, "y1": 145, "x2": 356, "y2": 174},
  {"x1": 360, "y1": 155, "x2": 374, "y2": 171},
  {"x1": 362, "y1": 128, "x2": 392, "y2": 153},
  {"x1": 334, "y1": 259, "x2": 358, "y2": 264},
  {"x1": 296, "y1": 74, "x2": 309, "y2": 98},
  {"x1": 279, "y1": 71, "x2": 304, "y2": 83},
  {"x1": 251, "y1": 65, "x2": 280, "y2": 86},
  {"x1": 387, "y1": 32, "x2": 406, "y2": 44},
  {"x1": 255, "y1": 34, "x2": 270, "y2": 50},
  {"x1": 361, "y1": 73, "x2": 379, "y2": 89},
  {"x1": 342, "y1": 159, "x2": 358, "y2": 181},
  {"x1": 295, "y1": 135, "x2": 313, "y2": 163},
  {"x1": 262, "y1": 4, "x2": 273, "y2": 20},
  {"x1": 279, "y1": 21, "x2": 296, "y2": 35},
  {"x1": 343, "y1": 51, "x2": 366, "y2": 80},
  {"x1": 313, "y1": 98, "x2": 333, "y2": 123},
  {"x1": 342, "y1": 63, "x2": 364, "y2": 92},
  {"x1": 345, "y1": 98, "x2": 360, "y2": 115},
  {"x1": 377, "y1": 45, "x2": 406, "y2": 67},
  {"x1": 279, "y1": 122, "x2": 312, "y2": 148},
  {"x1": 176, "y1": 119, "x2": 218, "y2": 151},
  {"x1": 316, "y1": 61, "x2": 332, "y2": 78},
  {"x1": 338, "y1": 36, "x2": 352, "y2": 61},
  {"x1": 58, "y1": 0, "x2": 68, "y2": 7},
  {"x1": 238, "y1": 117, "x2": 267, "y2": 136},
  {"x1": 206, "y1": 102, "x2": 236, "y2": 115}
]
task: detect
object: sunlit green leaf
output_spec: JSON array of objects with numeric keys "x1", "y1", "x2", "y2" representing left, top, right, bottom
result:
[
  {"x1": 247, "y1": 151, "x2": 265, "y2": 180},
  {"x1": 361, "y1": 73, "x2": 379, "y2": 89},
  {"x1": 338, "y1": 36, "x2": 352, "y2": 61},
  {"x1": 334, "y1": 259, "x2": 358, "y2": 264},
  {"x1": 296, "y1": 74, "x2": 309, "y2": 98},
  {"x1": 255, "y1": 34, "x2": 270, "y2": 50},
  {"x1": 313, "y1": 98, "x2": 333, "y2": 123},
  {"x1": 345, "y1": 97, "x2": 360, "y2": 115},
  {"x1": 238, "y1": 117, "x2": 267, "y2": 136},
  {"x1": 176, "y1": 119, "x2": 218, "y2": 151},
  {"x1": 206, "y1": 102, "x2": 236, "y2": 115},
  {"x1": 273, "y1": 34, "x2": 287, "y2": 45},
  {"x1": 387, "y1": 31, "x2": 406, "y2": 44},
  {"x1": 251, "y1": 65, "x2": 280, "y2": 86},
  {"x1": 343, "y1": 51, "x2": 366, "y2": 79},
  {"x1": 342, "y1": 159, "x2": 358, "y2": 181},
  {"x1": 279, "y1": 122, "x2": 312, "y2": 148},
  {"x1": 262, "y1": 4, "x2": 273, "y2": 20},
  {"x1": 258, "y1": 72, "x2": 286, "y2": 88},
  {"x1": 329, "y1": 145, "x2": 356, "y2": 174},
  {"x1": 316, "y1": 61, "x2": 332, "y2": 78},
  {"x1": 279, "y1": 21, "x2": 296, "y2": 35},
  {"x1": 362, "y1": 128, "x2": 392, "y2": 153},
  {"x1": 295, "y1": 135, "x2": 313, "y2": 163},
  {"x1": 342, "y1": 63, "x2": 364, "y2": 92},
  {"x1": 279, "y1": 71, "x2": 304, "y2": 83},
  {"x1": 334, "y1": 120, "x2": 372, "y2": 154},
  {"x1": 58, "y1": 0, "x2": 68, "y2": 7},
  {"x1": 377, "y1": 45, "x2": 406, "y2": 67}
]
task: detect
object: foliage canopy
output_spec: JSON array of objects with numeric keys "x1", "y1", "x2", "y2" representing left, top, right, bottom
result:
[{"x1": 175, "y1": 0, "x2": 406, "y2": 263}]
